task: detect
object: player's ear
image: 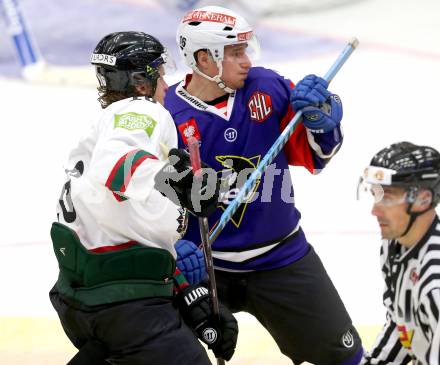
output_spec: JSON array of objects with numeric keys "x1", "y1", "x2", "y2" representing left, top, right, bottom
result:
[
  {"x1": 414, "y1": 189, "x2": 433, "y2": 210},
  {"x1": 134, "y1": 82, "x2": 153, "y2": 97},
  {"x1": 195, "y1": 49, "x2": 211, "y2": 69}
]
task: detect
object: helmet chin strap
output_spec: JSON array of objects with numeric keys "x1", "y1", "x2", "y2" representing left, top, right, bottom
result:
[
  {"x1": 398, "y1": 190, "x2": 432, "y2": 239},
  {"x1": 398, "y1": 205, "x2": 420, "y2": 238},
  {"x1": 193, "y1": 60, "x2": 235, "y2": 94}
]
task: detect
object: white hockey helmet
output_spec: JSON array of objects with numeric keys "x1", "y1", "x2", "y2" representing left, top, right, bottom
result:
[{"x1": 176, "y1": 5, "x2": 260, "y2": 92}]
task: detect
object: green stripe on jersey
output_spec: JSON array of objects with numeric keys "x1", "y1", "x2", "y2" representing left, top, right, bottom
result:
[{"x1": 108, "y1": 149, "x2": 155, "y2": 198}]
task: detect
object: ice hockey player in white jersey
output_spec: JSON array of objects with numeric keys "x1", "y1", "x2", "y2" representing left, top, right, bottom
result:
[
  {"x1": 49, "y1": 31, "x2": 238, "y2": 365},
  {"x1": 358, "y1": 142, "x2": 440, "y2": 365}
]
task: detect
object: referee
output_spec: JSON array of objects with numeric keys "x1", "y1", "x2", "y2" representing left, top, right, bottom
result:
[{"x1": 358, "y1": 141, "x2": 440, "y2": 365}]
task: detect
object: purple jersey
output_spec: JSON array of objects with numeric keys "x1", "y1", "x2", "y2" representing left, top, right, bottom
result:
[{"x1": 164, "y1": 67, "x2": 343, "y2": 271}]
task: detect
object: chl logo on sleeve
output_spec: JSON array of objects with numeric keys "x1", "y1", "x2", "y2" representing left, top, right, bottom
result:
[{"x1": 248, "y1": 91, "x2": 272, "y2": 123}]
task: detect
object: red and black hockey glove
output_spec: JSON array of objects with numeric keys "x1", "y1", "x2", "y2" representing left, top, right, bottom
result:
[{"x1": 175, "y1": 283, "x2": 238, "y2": 361}]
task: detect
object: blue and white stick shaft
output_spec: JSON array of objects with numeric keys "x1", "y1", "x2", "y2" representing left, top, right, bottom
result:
[
  {"x1": 209, "y1": 37, "x2": 359, "y2": 245},
  {"x1": 0, "y1": 0, "x2": 43, "y2": 73}
]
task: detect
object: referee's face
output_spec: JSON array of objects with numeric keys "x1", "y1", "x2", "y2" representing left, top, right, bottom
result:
[{"x1": 371, "y1": 186, "x2": 409, "y2": 240}]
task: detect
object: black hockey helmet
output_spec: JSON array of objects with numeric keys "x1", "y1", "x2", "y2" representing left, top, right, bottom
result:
[
  {"x1": 358, "y1": 142, "x2": 440, "y2": 238},
  {"x1": 90, "y1": 31, "x2": 174, "y2": 93},
  {"x1": 369, "y1": 142, "x2": 440, "y2": 206},
  {"x1": 358, "y1": 141, "x2": 440, "y2": 208}
]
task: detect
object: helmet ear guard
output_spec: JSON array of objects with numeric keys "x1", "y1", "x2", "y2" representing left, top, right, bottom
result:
[{"x1": 95, "y1": 66, "x2": 133, "y2": 92}]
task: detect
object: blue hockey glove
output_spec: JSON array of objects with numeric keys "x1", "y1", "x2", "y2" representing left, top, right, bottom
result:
[
  {"x1": 175, "y1": 239, "x2": 207, "y2": 285},
  {"x1": 300, "y1": 94, "x2": 343, "y2": 133},
  {"x1": 291, "y1": 74, "x2": 330, "y2": 109},
  {"x1": 290, "y1": 74, "x2": 343, "y2": 133}
]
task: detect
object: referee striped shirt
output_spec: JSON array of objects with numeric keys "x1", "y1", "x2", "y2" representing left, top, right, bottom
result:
[{"x1": 362, "y1": 216, "x2": 440, "y2": 365}]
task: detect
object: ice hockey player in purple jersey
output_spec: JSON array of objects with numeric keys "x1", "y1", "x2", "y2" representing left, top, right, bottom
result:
[
  {"x1": 358, "y1": 142, "x2": 440, "y2": 365},
  {"x1": 49, "y1": 31, "x2": 238, "y2": 364},
  {"x1": 164, "y1": 5, "x2": 363, "y2": 365}
]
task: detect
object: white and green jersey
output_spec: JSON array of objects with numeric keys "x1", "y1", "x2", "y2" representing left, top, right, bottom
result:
[
  {"x1": 56, "y1": 96, "x2": 187, "y2": 257},
  {"x1": 362, "y1": 216, "x2": 440, "y2": 365}
]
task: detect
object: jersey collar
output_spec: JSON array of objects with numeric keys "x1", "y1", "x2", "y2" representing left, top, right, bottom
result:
[
  {"x1": 175, "y1": 76, "x2": 236, "y2": 121},
  {"x1": 391, "y1": 215, "x2": 440, "y2": 264}
]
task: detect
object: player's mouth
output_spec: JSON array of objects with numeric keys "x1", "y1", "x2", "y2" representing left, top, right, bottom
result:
[{"x1": 377, "y1": 220, "x2": 388, "y2": 228}]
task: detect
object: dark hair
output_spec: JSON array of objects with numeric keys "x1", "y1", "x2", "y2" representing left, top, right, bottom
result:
[{"x1": 96, "y1": 81, "x2": 153, "y2": 109}]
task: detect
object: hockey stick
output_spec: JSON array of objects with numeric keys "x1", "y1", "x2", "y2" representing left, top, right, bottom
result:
[
  {"x1": 0, "y1": 0, "x2": 94, "y2": 85},
  {"x1": 208, "y1": 37, "x2": 359, "y2": 245},
  {"x1": 187, "y1": 136, "x2": 225, "y2": 365},
  {"x1": 0, "y1": 0, "x2": 43, "y2": 77}
]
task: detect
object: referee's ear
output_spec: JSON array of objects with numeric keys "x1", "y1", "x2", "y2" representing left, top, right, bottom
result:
[{"x1": 413, "y1": 189, "x2": 433, "y2": 210}]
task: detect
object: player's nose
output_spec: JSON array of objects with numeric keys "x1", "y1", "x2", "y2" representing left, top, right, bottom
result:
[
  {"x1": 371, "y1": 203, "x2": 382, "y2": 217},
  {"x1": 241, "y1": 54, "x2": 252, "y2": 69}
]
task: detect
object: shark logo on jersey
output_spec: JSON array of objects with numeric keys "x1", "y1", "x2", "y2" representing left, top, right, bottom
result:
[{"x1": 216, "y1": 154, "x2": 261, "y2": 228}]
